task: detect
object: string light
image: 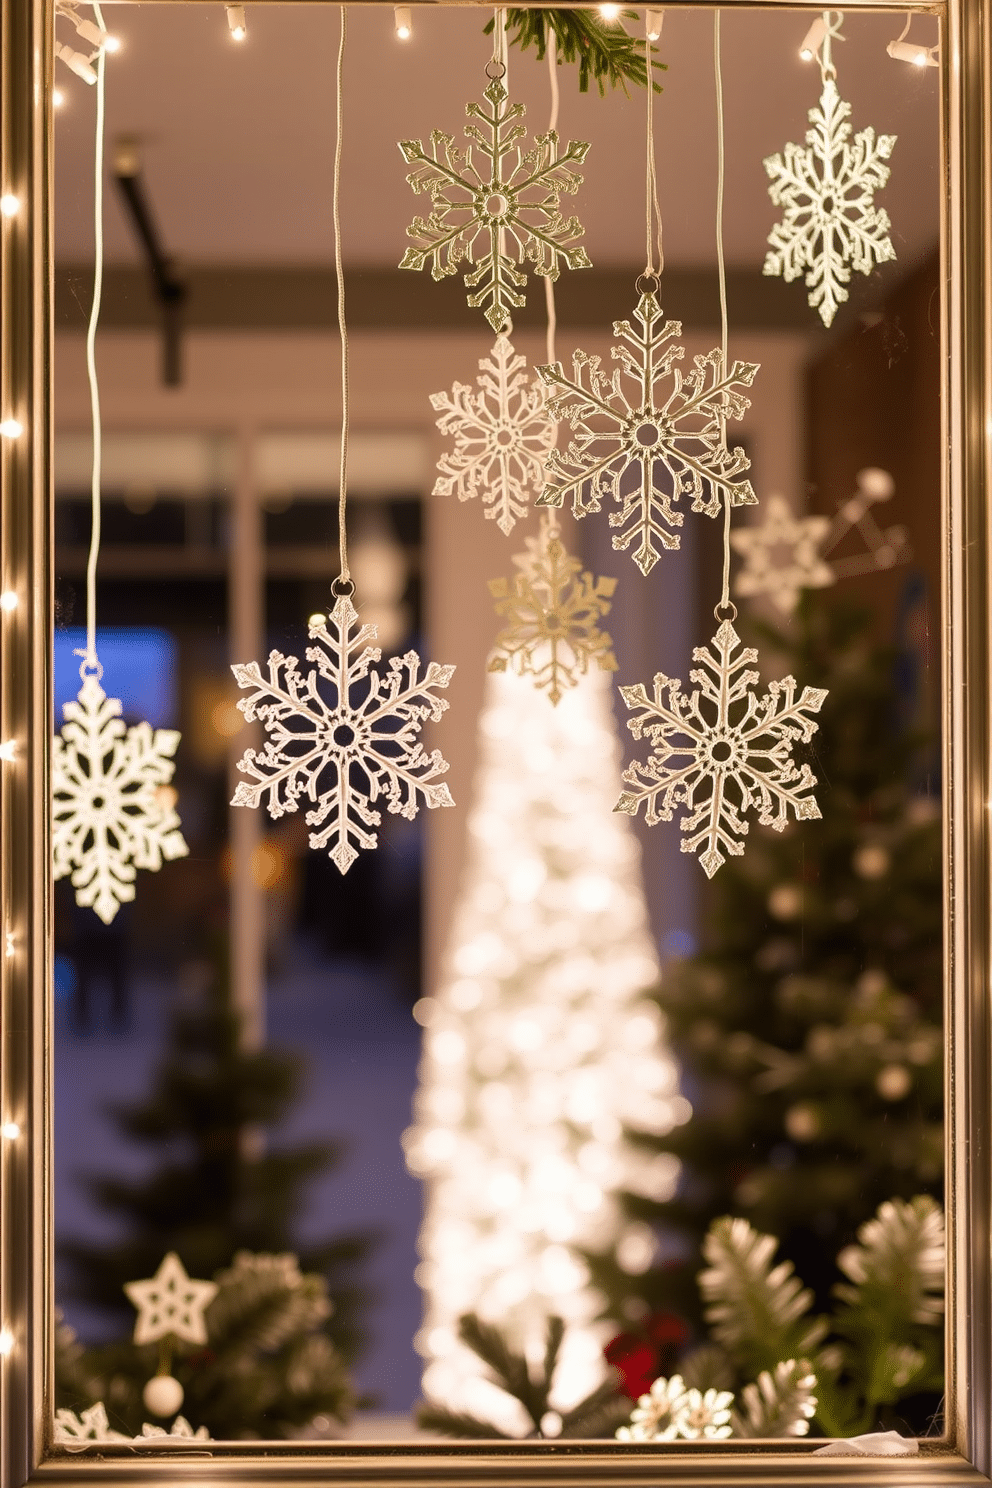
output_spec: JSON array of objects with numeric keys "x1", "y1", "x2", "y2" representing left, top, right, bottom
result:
[
  {"x1": 799, "y1": 15, "x2": 827, "y2": 61},
  {"x1": 226, "y1": 5, "x2": 247, "y2": 41},
  {"x1": 599, "y1": 3, "x2": 620, "y2": 19},
  {"x1": 0, "y1": 419, "x2": 22, "y2": 438},
  {"x1": 0, "y1": 592, "x2": 17, "y2": 611},
  {"x1": 0, "y1": 1331, "x2": 13, "y2": 1358},
  {"x1": 53, "y1": 88, "x2": 66, "y2": 108},
  {"x1": 0, "y1": 195, "x2": 20, "y2": 218},
  {"x1": 54, "y1": 41, "x2": 97, "y2": 85},
  {"x1": 645, "y1": 9, "x2": 664, "y2": 41},
  {"x1": 394, "y1": 7, "x2": 412, "y2": 40},
  {"x1": 0, "y1": 1123, "x2": 20, "y2": 1141},
  {"x1": 65, "y1": 11, "x2": 119, "y2": 51},
  {"x1": 887, "y1": 15, "x2": 937, "y2": 67},
  {"x1": 5, "y1": 932, "x2": 14, "y2": 958},
  {"x1": 0, "y1": 742, "x2": 16, "y2": 763}
]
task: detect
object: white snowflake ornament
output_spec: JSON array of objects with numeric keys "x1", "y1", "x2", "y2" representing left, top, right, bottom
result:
[
  {"x1": 764, "y1": 69, "x2": 896, "y2": 328},
  {"x1": 536, "y1": 290, "x2": 759, "y2": 575},
  {"x1": 430, "y1": 334, "x2": 556, "y2": 535},
  {"x1": 231, "y1": 596, "x2": 455, "y2": 874},
  {"x1": 616, "y1": 619, "x2": 828, "y2": 877},
  {"x1": 124, "y1": 1252, "x2": 218, "y2": 1347},
  {"x1": 731, "y1": 494, "x2": 834, "y2": 614},
  {"x1": 53, "y1": 671, "x2": 189, "y2": 925}
]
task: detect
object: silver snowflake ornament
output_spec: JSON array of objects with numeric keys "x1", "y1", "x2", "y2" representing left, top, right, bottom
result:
[
  {"x1": 731, "y1": 494, "x2": 834, "y2": 614},
  {"x1": 231, "y1": 596, "x2": 455, "y2": 874},
  {"x1": 616, "y1": 620, "x2": 828, "y2": 877},
  {"x1": 399, "y1": 76, "x2": 591, "y2": 334},
  {"x1": 535, "y1": 291, "x2": 759, "y2": 576},
  {"x1": 764, "y1": 76, "x2": 897, "y2": 328},
  {"x1": 53, "y1": 673, "x2": 188, "y2": 925},
  {"x1": 430, "y1": 334, "x2": 556, "y2": 535}
]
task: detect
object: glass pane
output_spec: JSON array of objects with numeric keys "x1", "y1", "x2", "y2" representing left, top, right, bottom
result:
[{"x1": 52, "y1": 2, "x2": 943, "y2": 1448}]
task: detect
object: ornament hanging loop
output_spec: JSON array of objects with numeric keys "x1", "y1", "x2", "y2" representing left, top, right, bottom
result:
[
  {"x1": 636, "y1": 271, "x2": 661, "y2": 297},
  {"x1": 713, "y1": 599, "x2": 738, "y2": 624},
  {"x1": 331, "y1": 575, "x2": 356, "y2": 599},
  {"x1": 74, "y1": 651, "x2": 103, "y2": 682},
  {"x1": 485, "y1": 57, "x2": 506, "y2": 80}
]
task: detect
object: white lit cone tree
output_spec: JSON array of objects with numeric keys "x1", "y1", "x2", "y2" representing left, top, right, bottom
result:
[{"x1": 404, "y1": 658, "x2": 689, "y2": 1435}]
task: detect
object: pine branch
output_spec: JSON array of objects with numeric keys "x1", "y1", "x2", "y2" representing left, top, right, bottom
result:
[
  {"x1": 699, "y1": 1217, "x2": 827, "y2": 1379},
  {"x1": 457, "y1": 1313, "x2": 546, "y2": 1428},
  {"x1": 835, "y1": 1196, "x2": 945, "y2": 1329},
  {"x1": 485, "y1": 10, "x2": 665, "y2": 97},
  {"x1": 731, "y1": 1359, "x2": 818, "y2": 1439},
  {"x1": 415, "y1": 1404, "x2": 510, "y2": 1440},
  {"x1": 558, "y1": 1375, "x2": 630, "y2": 1438}
]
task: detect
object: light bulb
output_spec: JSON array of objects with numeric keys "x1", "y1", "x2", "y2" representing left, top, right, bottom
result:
[
  {"x1": 0, "y1": 742, "x2": 16, "y2": 762},
  {"x1": 53, "y1": 88, "x2": 65, "y2": 108},
  {"x1": 886, "y1": 38, "x2": 937, "y2": 66},
  {"x1": 54, "y1": 42, "x2": 97, "y2": 85},
  {"x1": 226, "y1": 6, "x2": 247, "y2": 41},
  {"x1": 0, "y1": 1331, "x2": 13, "y2": 1358},
  {"x1": 799, "y1": 15, "x2": 827, "y2": 61},
  {"x1": 1, "y1": 1123, "x2": 20, "y2": 1141},
  {"x1": 394, "y1": 6, "x2": 412, "y2": 39},
  {"x1": 5, "y1": 932, "x2": 14, "y2": 958},
  {"x1": 102, "y1": 35, "x2": 121, "y2": 53},
  {"x1": 0, "y1": 592, "x2": 18, "y2": 611},
  {"x1": 72, "y1": 16, "x2": 119, "y2": 51},
  {"x1": 645, "y1": 9, "x2": 664, "y2": 41},
  {"x1": 0, "y1": 420, "x2": 22, "y2": 438},
  {"x1": 0, "y1": 196, "x2": 19, "y2": 218},
  {"x1": 599, "y1": 3, "x2": 620, "y2": 19}
]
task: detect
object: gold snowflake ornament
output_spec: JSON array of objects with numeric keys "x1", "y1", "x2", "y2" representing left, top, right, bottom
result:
[
  {"x1": 488, "y1": 516, "x2": 617, "y2": 705},
  {"x1": 399, "y1": 76, "x2": 591, "y2": 334},
  {"x1": 616, "y1": 619, "x2": 828, "y2": 877},
  {"x1": 430, "y1": 334, "x2": 556, "y2": 535},
  {"x1": 731, "y1": 494, "x2": 834, "y2": 614},
  {"x1": 536, "y1": 290, "x2": 759, "y2": 576}
]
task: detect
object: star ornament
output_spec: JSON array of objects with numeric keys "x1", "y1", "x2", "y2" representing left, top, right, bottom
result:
[
  {"x1": 763, "y1": 75, "x2": 897, "y2": 328},
  {"x1": 53, "y1": 671, "x2": 189, "y2": 924},
  {"x1": 488, "y1": 519, "x2": 618, "y2": 704},
  {"x1": 124, "y1": 1252, "x2": 218, "y2": 1347},
  {"x1": 431, "y1": 334, "x2": 556, "y2": 535},
  {"x1": 535, "y1": 290, "x2": 759, "y2": 576},
  {"x1": 731, "y1": 494, "x2": 834, "y2": 614},
  {"x1": 616, "y1": 620, "x2": 828, "y2": 877},
  {"x1": 399, "y1": 75, "x2": 591, "y2": 334},
  {"x1": 231, "y1": 596, "x2": 455, "y2": 874}
]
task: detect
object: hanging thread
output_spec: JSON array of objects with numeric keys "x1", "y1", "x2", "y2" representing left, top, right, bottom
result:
[
  {"x1": 713, "y1": 10, "x2": 734, "y2": 616},
  {"x1": 333, "y1": 6, "x2": 351, "y2": 591},
  {"x1": 83, "y1": 2, "x2": 107, "y2": 670},
  {"x1": 644, "y1": 11, "x2": 664, "y2": 280},
  {"x1": 543, "y1": 30, "x2": 559, "y2": 368}
]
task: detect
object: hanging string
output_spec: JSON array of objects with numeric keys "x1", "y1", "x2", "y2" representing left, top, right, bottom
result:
[
  {"x1": 543, "y1": 30, "x2": 559, "y2": 369},
  {"x1": 819, "y1": 11, "x2": 843, "y2": 81},
  {"x1": 644, "y1": 11, "x2": 664, "y2": 280},
  {"x1": 713, "y1": 9, "x2": 733, "y2": 615},
  {"x1": 333, "y1": 5, "x2": 351, "y2": 590},
  {"x1": 83, "y1": 2, "x2": 108, "y2": 670}
]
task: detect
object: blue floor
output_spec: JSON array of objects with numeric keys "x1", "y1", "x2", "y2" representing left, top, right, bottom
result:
[{"x1": 53, "y1": 946, "x2": 425, "y2": 1413}]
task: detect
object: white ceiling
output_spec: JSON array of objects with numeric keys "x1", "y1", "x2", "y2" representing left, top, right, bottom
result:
[{"x1": 54, "y1": 4, "x2": 940, "y2": 270}]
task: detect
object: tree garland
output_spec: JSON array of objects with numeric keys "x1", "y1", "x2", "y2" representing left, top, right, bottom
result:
[{"x1": 486, "y1": 10, "x2": 664, "y2": 95}]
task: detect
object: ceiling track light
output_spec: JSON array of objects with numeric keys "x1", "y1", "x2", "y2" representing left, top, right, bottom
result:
[
  {"x1": 394, "y1": 6, "x2": 412, "y2": 40},
  {"x1": 226, "y1": 5, "x2": 247, "y2": 42}
]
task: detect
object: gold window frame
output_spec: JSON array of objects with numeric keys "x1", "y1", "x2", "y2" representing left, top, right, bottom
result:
[{"x1": 1, "y1": 1, "x2": 988, "y2": 1483}]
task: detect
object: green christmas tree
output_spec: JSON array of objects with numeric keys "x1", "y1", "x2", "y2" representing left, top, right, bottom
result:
[
  {"x1": 590, "y1": 593, "x2": 943, "y2": 1426},
  {"x1": 56, "y1": 952, "x2": 372, "y2": 1436}
]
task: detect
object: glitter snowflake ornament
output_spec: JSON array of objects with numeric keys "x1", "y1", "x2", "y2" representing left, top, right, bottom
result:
[
  {"x1": 488, "y1": 516, "x2": 618, "y2": 704},
  {"x1": 731, "y1": 494, "x2": 834, "y2": 614},
  {"x1": 535, "y1": 290, "x2": 759, "y2": 575},
  {"x1": 231, "y1": 595, "x2": 455, "y2": 874},
  {"x1": 53, "y1": 671, "x2": 189, "y2": 925},
  {"x1": 616, "y1": 619, "x2": 828, "y2": 877},
  {"x1": 399, "y1": 74, "x2": 591, "y2": 334},
  {"x1": 124, "y1": 1252, "x2": 218, "y2": 1347},
  {"x1": 763, "y1": 23, "x2": 897, "y2": 329},
  {"x1": 431, "y1": 333, "x2": 556, "y2": 534}
]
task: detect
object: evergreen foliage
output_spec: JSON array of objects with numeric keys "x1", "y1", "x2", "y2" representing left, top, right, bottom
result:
[
  {"x1": 57, "y1": 1252, "x2": 355, "y2": 1440},
  {"x1": 56, "y1": 955, "x2": 372, "y2": 1434},
  {"x1": 487, "y1": 10, "x2": 664, "y2": 95},
  {"x1": 416, "y1": 1313, "x2": 631, "y2": 1440},
  {"x1": 589, "y1": 595, "x2": 942, "y2": 1356}
]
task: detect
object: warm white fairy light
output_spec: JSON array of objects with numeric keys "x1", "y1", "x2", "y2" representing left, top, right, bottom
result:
[
  {"x1": 0, "y1": 196, "x2": 20, "y2": 218},
  {"x1": 54, "y1": 41, "x2": 98, "y2": 84},
  {"x1": 5, "y1": 931, "x2": 14, "y2": 958},
  {"x1": 599, "y1": 3, "x2": 621, "y2": 18},
  {"x1": 0, "y1": 1331, "x2": 13, "y2": 1358},
  {"x1": 226, "y1": 5, "x2": 247, "y2": 41},
  {"x1": 406, "y1": 661, "x2": 686, "y2": 1432},
  {"x1": 53, "y1": 88, "x2": 66, "y2": 108},
  {"x1": 394, "y1": 7, "x2": 412, "y2": 40},
  {"x1": 645, "y1": 9, "x2": 664, "y2": 40},
  {"x1": 798, "y1": 15, "x2": 827, "y2": 61},
  {"x1": 0, "y1": 742, "x2": 16, "y2": 763},
  {"x1": 0, "y1": 592, "x2": 18, "y2": 611},
  {"x1": 0, "y1": 419, "x2": 22, "y2": 439},
  {"x1": 1, "y1": 1123, "x2": 20, "y2": 1141}
]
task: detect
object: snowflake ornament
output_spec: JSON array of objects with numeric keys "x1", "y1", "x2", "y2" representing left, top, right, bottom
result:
[
  {"x1": 821, "y1": 465, "x2": 910, "y2": 579},
  {"x1": 430, "y1": 333, "x2": 556, "y2": 535},
  {"x1": 731, "y1": 494, "x2": 834, "y2": 614},
  {"x1": 763, "y1": 71, "x2": 897, "y2": 328},
  {"x1": 616, "y1": 619, "x2": 828, "y2": 877},
  {"x1": 53, "y1": 672, "x2": 188, "y2": 925},
  {"x1": 535, "y1": 290, "x2": 759, "y2": 576},
  {"x1": 231, "y1": 596, "x2": 455, "y2": 874},
  {"x1": 399, "y1": 75, "x2": 591, "y2": 334},
  {"x1": 488, "y1": 516, "x2": 618, "y2": 704}
]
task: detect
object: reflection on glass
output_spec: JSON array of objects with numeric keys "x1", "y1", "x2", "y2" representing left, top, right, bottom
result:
[{"x1": 51, "y1": 2, "x2": 941, "y2": 1448}]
